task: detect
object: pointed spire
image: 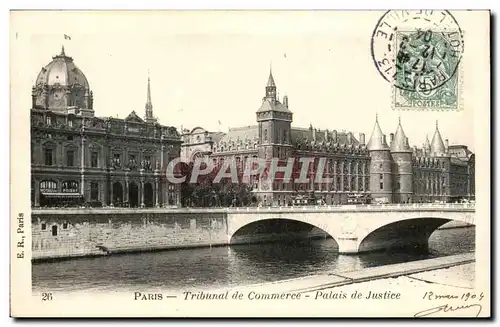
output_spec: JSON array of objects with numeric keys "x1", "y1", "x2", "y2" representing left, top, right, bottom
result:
[
  {"x1": 145, "y1": 71, "x2": 156, "y2": 123},
  {"x1": 430, "y1": 120, "x2": 445, "y2": 155},
  {"x1": 267, "y1": 65, "x2": 276, "y2": 87},
  {"x1": 147, "y1": 73, "x2": 152, "y2": 105},
  {"x1": 264, "y1": 64, "x2": 277, "y2": 101},
  {"x1": 367, "y1": 115, "x2": 389, "y2": 151},
  {"x1": 391, "y1": 117, "x2": 411, "y2": 152}
]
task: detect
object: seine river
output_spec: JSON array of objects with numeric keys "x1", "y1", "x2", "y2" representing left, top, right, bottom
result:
[{"x1": 32, "y1": 226, "x2": 475, "y2": 293}]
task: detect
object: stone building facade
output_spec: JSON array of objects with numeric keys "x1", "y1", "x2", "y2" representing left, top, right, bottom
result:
[
  {"x1": 366, "y1": 116, "x2": 475, "y2": 204},
  {"x1": 31, "y1": 47, "x2": 182, "y2": 208},
  {"x1": 182, "y1": 70, "x2": 372, "y2": 206},
  {"x1": 181, "y1": 70, "x2": 475, "y2": 205}
]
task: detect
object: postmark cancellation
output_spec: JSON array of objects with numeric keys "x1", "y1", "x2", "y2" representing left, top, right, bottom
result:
[{"x1": 371, "y1": 10, "x2": 465, "y2": 111}]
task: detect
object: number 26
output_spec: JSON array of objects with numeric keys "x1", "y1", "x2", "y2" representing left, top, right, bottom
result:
[{"x1": 41, "y1": 292, "x2": 53, "y2": 301}]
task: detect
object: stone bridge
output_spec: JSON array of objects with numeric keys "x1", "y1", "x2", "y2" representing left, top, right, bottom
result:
[
  {"x1": 32, "y1": 203, "x2": 475, "y2": 258},
  {"x1": 225, "y1": 204, "x2": 476, "y2": 254}
]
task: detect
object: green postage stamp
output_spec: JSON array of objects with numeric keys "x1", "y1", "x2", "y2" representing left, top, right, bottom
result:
[
  {"x1": 392, "y1": 30, "x2": 463, "y2": 110},
  {"x1": 371, "y1": 10, "x2": 465, "y2": 111}
]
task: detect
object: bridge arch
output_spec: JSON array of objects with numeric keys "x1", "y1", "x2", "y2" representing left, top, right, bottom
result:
[
  {"x1": 357, "y1": 217, "x2": 452, "y2": 253},
  {"x1": 229, "y1": 216, "x2": 339, "y2": 247},
  {"x1": 226, "y1": 206, "x2": 475, "y2": 254}
]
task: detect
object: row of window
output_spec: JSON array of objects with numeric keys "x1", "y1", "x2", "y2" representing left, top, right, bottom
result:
[
  {"x1": 39, "y1": 179, "x2": 99, "y2": 200},
  {"x1": 413, "y1": 180, "x2": 446, "y2": 195},
  {"x1": 111, "y1": 153, "x2": 152, "y2": 165},
  {"x1": 292, "y1": 176, "x2": 370, "y2": 192},
  {"x1": 43, "y1": 148, "x2": 99, "y2": 167},
  {"x1": 44, "y1": 116, "x2": 74, "y2": 127},
  {"x1": 40, "y1": 221, "x2": 69, "y2": 236},
  {"x1": 212, "y1": 156, "x2": 370, "y2": 174}
]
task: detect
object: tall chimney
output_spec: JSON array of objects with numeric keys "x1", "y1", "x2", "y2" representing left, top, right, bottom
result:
[
  {"x1": 390, "y1": 133, "x2": 394, "y2": 144},
  {"x1": 312, "y1": 128, "x2": 317, "y2": 141},
  {"x1": 347, "y1": 132, "x2": 353, "y2": 145},
  {"x1": 324, "y1": 129, "x2": 329, "y2": 141},
  {"x1": 332, "y1": 130, "x2": 338, "y2": 143},
  {"x1": 359, "y1": 133, "x2": 365, "y2": 146},
  {"x1": 383, "y1": 134, "x2": 387, "y2": 145},
  {"x1": 405, "y1": 136, "x2": 410, "y2": 148},
  {"x1": 445, "y1": 139, "x2": 449, "y2": 152}
]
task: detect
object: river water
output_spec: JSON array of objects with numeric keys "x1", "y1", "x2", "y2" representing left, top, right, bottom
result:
[{"x1": 32, "y1": 226, "x2": 475, "y2": 293}]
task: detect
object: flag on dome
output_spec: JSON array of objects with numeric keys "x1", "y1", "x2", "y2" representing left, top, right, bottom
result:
[{"x1": 64, "y1": 34, "x2": 71, "y2": 40}]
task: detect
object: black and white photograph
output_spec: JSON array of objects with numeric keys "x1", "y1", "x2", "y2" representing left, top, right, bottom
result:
[{"x1": 9, "y1": 9, "x2": 490, "y2": 318}]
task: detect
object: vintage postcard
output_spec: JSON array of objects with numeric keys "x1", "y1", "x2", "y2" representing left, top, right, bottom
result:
[{"x1": 10, "y1": 10, "x2": 490, "y2": 318}]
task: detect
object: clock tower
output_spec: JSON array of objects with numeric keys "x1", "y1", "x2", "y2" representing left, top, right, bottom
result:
[{"x1": 256, "y1": 68, "x2": 293, "y2": 205}]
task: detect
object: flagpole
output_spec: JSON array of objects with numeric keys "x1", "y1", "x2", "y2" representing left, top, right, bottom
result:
[{"x1": 63, "y1": 34, "x2": 72, "y2": 54}]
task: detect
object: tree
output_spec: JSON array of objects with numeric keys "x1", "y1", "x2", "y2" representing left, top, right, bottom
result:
[{"x1": 180, "y1": 158, "x2": 255, "y2": 207}]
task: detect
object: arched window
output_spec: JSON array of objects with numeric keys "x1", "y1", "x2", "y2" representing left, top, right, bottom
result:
[
  {"x1": 61, "y1": 180, "x2": 79, "y2": 193},
  {"x1": 40, "y1": 180, "x2": 58, "y2": 193}
]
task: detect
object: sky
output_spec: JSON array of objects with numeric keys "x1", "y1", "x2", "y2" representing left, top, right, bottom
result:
[{"x1": 11, "y1": 11, "x2": 487, "y2": 151}]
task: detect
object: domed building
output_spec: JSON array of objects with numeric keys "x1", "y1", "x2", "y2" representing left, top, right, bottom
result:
[
  {"x1": 32, "y1": 46, "x2": 94, "y2": 116},
  {"x1": 30, "y1": 47, "x2": 182, "y2": 208}
]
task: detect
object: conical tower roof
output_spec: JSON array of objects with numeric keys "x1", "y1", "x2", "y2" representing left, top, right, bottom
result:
[
  {"x1": 391, "y1": 118, "x2": 411, "y2": 152},
  {"x1": 367, "y1": 115, "x2": 389, "y2": 151},
  {"x1": 267, "y1": 68, "x2": 276, "y2": 87},
  {"x1": 430, "y1": 121, "x2": 446, "y2": 155}
]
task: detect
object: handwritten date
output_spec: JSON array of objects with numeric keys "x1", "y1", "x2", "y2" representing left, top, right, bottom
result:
[{"x1": 415, "y1": 291, "x2": 485, "y2": 317}]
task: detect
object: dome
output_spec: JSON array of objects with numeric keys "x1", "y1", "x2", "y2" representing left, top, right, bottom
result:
[
  {"x1": 32, "y1": 46, "x2": 93, "y2": 113},
  {"x1": 35, "y1": 46, "x2": 89, "y2": 89}
]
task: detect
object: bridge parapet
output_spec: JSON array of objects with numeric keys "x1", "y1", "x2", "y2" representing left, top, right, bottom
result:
[{"x1": 32, "y1": 203, "x2": 475, "y2": 216}]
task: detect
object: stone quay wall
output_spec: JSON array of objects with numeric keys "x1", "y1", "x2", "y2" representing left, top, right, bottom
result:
[
  {"x1": 32, "y1": 209, "x2": 229, "y2": 260},
  {"x1": 31, "y1": 208, "x2": 328, "y2": 260}
]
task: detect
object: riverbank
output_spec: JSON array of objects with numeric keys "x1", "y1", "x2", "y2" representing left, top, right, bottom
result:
[{"x1": 218, "y1": 252, "x2": 475, "y2": 294}]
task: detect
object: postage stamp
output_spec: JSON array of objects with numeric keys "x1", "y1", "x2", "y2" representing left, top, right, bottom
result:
[
  {"x1": 392, "y1": 30, "x2": 463, "y2": 110},
  {"x1": 371, "y1": 10, "x2": 465, "y2": 111},
  {"x1": 9, "y1": 10, "x2": 490, "y2": 318}
]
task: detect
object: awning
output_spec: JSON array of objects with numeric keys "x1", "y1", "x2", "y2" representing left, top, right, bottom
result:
[{"x1": 41, "y1": 192, "x2": 83, "y2": 198}]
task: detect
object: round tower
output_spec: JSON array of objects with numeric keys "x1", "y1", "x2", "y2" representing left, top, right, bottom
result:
[
  {"x1": 430, "y1": 121, "x2": 451, "y2": 202},
  {"x1": 366, "y1": 115, "x2": 392, "y2": 203},
  {"x1": 390, "y1": 118, "x2": 413, "y2": 203}
]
